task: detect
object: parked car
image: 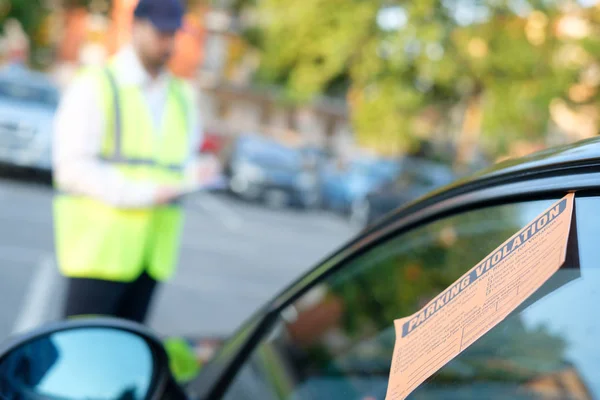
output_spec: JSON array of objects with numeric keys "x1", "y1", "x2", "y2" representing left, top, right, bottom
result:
[
  {"x1": 1, "y1": 137, "x2": 599, "y2": 400},
  {"x1": 0, "y1": 64, "x2": 59, "y2": 173},
  {"x1": 300, "y1": 146, "x2": 330, "y2": 170},
  {"x1": 350, "y1": 156, "x2": 457, "y2": 228},
  {"x1": 319, "y1": 157, "x2": 400, "y2": 214},
  {"x1": 223, "y1": 134, "x2": 320, "y2": 209}
]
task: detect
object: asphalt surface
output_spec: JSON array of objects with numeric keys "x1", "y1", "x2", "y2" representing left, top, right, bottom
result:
[{"x1": 0, "y1": 177, "x2": 358, "y2": 342}]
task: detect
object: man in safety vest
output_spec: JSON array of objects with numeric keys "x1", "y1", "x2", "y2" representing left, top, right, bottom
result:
[{"x1": 52, "y1": 0, "x2": 218, "y2": 324}]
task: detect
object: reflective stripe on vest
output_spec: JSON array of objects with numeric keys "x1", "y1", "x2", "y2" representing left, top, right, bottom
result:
[
  {"x1": 99, "y1": 156, "x2": 184, "y2": 173},
  {"x1": 53, "y1": 65, "x2": 191, "y2": 282},
  {"x1": 101, "y1": 67, "x2": 188, "y2": 173}
]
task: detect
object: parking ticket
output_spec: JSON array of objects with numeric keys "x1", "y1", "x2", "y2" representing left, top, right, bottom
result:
[{"x1": 385, "y1": 193, "x2": 575, "y2": 400}]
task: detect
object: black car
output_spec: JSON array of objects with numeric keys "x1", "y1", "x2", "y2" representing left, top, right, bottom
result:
[
  {"x1": 351, "y1": 156, "x2": 456, "y2": 228},
  {"x1": 222, "y1": 134, "x2": 320, "y2": 209},
  {"x1": 2, "y1": 138, "x2": 600, "y2": 400}
]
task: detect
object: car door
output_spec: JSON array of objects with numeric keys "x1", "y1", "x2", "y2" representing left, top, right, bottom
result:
[
  {"x1": 184, "y1": 145, "x2": 600, "y2": 400},
  {"x1": 210, "y1": 192, "x2": 598, "y2": 400}
]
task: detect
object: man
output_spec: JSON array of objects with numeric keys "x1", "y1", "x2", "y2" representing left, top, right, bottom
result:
[{"x1": 52, "y1": 0, "x2": 216, "y2": 324}]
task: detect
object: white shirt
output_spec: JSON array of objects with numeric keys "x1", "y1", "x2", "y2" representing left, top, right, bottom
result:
[{"x1": 53, "y1": 45, "x2": 203, "y2": 208}]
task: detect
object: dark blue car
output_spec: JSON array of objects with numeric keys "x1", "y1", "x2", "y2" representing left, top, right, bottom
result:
[
  {"x1": 319, "y1": 157, "x2": 400, "y2": 214},
  {"x1": 223, "y1": 134, "x2": 320, "y2": 209}
]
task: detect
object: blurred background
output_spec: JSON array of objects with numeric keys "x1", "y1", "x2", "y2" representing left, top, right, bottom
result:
[{"x1": 0, "y1": 0, "x2": 598, "y2": 344}]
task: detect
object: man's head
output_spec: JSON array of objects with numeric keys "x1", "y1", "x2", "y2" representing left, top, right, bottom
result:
[{"x1": 131, "y1": 0, "x2": 185, "y2": 75}]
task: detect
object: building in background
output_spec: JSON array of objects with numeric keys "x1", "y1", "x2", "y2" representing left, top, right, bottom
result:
[
  {"x1": 169, "y1": 11, "x2": 206, "y2": 79},
  {"x1": 52, "y1": 0, "x2": 207, "y2": 82}
]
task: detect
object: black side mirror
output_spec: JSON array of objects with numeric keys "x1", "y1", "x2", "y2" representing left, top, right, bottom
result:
[{"x1": 0, "y1": 317, "x2": 187, "y2": 400}]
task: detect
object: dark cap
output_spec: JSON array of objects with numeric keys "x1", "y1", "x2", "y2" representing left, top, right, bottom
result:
[{"x1": 134, "y1": 0, "x2": 185, "y2": 33}]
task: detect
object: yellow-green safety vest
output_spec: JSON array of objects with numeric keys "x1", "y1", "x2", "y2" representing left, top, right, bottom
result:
[
  {"x1": 53, "y1": 63, "x2": 192, "y2": 282},
  {"x1": 163, "y1": 337, "x2": 203, "y2": 383}
]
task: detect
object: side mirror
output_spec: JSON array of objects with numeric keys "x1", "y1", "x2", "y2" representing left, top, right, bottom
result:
[{"x1": 0, "y1": 317, "x2": 187, "y2": 400}]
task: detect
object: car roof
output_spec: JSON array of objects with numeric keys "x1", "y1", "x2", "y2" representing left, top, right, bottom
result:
[{"x1": 469, "y1": 136, "x2": 600, "y2": 182}]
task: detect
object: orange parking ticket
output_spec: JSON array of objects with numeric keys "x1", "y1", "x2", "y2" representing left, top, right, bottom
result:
[{"x1": 385, "y1": 193, "x2": 575, "y2": 400}]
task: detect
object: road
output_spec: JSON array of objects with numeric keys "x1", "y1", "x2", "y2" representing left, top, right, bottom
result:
[{"x1": 0, "y1": 177, "x2": 358, "y2": 341}]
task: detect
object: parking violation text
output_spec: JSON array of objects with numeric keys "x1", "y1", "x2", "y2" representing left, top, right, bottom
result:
[{"x1": 386, "y1": 193, "x2": 574, "y2": 400}]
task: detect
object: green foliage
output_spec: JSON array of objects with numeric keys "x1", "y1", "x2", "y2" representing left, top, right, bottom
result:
[
  {"x1": 0, "y1": 0, "x2": 54, "y2": 69},
  {"x1": 0, "y1": 0, "x2": 45, "y2": 37},
  {"x1": 242, "y1": 0, "x2": 600, "y2": 158}
]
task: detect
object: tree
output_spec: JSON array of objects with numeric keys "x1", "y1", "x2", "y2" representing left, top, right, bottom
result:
[
  {"x1": 239, "y1": 0, "x2": 596, "y2": 160},
  {"x1": 0, "y1": 0, "x2": 46, "y2": 38},
  {"x1": 0, "y1": 0, "x2": 54, "y2": 68}
]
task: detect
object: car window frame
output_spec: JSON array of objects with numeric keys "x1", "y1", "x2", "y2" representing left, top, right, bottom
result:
[{"x1": 191, "y1": 160, "x2": 600, "y2": 400}]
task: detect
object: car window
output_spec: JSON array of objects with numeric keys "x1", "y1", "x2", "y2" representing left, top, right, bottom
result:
[
  {"x1": 221, "y1": 196, "x2": 599, "y2": 400},
  {"x1": 0, "y1": 79, "x2": 58, "y2": 108}
]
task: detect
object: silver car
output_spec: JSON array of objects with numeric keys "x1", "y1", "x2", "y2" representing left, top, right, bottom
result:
[{"x1": 0, "y1": 64, "x2": 58, "y2": 172}]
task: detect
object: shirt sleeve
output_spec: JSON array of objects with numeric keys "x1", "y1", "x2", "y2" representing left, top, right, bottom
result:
[{"x1": 52, "y1": 73, "x2": 162, "y2": 208}]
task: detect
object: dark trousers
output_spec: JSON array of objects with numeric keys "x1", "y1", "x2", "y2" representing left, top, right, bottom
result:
[{"x1": 63, "y1": 271, "x2": 158, "y2": 324}]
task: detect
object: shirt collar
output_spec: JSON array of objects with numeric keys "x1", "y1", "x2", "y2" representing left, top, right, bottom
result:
[{"x1": 112, "y1": 44, "x2": 170, "y2": 87}]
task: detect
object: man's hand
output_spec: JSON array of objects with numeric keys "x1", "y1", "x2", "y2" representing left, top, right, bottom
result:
[{"x1": 155, "y1": 186, "x2": 182, "y2": 205}]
